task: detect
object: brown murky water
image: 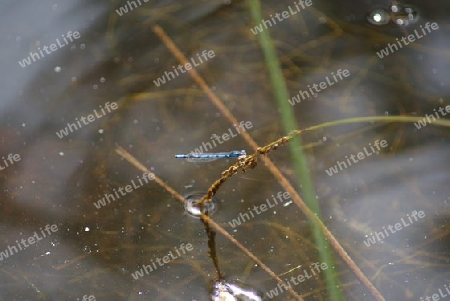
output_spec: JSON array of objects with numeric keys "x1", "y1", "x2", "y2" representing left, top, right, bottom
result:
[{"x1": 1, "y1": 0, "x2": 449, "y2": 300}]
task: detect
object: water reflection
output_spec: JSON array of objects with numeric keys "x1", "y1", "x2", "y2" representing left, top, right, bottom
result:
[
  {"x1": 184, "y1": 191, "x2": 217, "y2": 218},
  {"x1": 211, "y1": 279, "x2": 265, "y2": 301}
]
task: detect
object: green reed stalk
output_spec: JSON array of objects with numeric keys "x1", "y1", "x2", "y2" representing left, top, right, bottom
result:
[{"x1": 246, "y1": 1, "x2": 345, "y2": 300}]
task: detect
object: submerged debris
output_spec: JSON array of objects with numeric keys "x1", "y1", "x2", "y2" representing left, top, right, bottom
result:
[{"x1": 210, "y1": 279, "x2": 265, "y2": 301}]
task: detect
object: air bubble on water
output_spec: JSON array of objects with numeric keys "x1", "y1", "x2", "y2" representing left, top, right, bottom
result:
[
  {"x1": 100, "y1": 77, "x2": 106, "y2": 83},
  {"x1": 93, "y1": 84, "x2": 98, "y2": 89},
  {"x1": 54, "y1": 66, "x2": 61, "y2": 72},
  {"x1": 59, "y1": 152, "x2": 64, "y2": 156},
  {"x1": 184, "y1": 192, "x2": 217, "y2": 219},
  {"x1": 71, "y1": 77, "x2": 77, "y2": 82},
  {"x1": 367, "y1": 8, "x2": 390, "y2": 25},
  {"x1": 80, "y1": 44, "x2": 86, "y2": 50},
  {"x1": 391, "y1": 4, "x2": 419, "y2": 26},
  {"x1": 20, "y1": 123, "x2": 26, "y2": 127},
  {"x1": 133, "y1": 119, "x2": 139, "y2": 125},
  {"x1": 84, "y1": 227, "x2": 90, "y2": 232},
  {"x1": 385, "y1": 111, "x2": 389, "y2": 115},
  {"x1": 98, "y1": 129, "x2": 104, "y2": 134}
]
